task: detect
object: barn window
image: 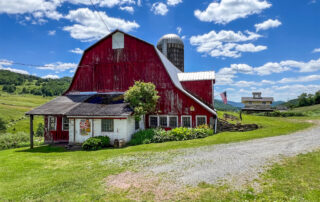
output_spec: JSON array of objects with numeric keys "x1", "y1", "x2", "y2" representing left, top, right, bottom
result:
[
  {"x1": 62, "y1": 117, "x2": 69, "y2": 131},
  {"x1": 169, "y1": 116, "x2": 178, "y2": 128},
  {"x1": 181, "y1": 116, "x2": 192, "y2": 128},
  {"x1": 102, "y1": 119, "x2": 114, "y2": 132},
  {"x1": 196, "y1": 116, "x2": 207, "y2": 127},
  {"x1": 159, "y1": 116, "x2": 168, "y2": 127},
  {"x1": 48, "y1": 116, "x2": 56, "y2": 131},
  {"x1": 149, "y1": 116, "x2": 158, "y2": 128},
  {"x1": 112, "y1": 32, "x2": 124, "y2": 49},
  {"x1": 135, "y1": 119, "x2": 140, "y2": 130}
]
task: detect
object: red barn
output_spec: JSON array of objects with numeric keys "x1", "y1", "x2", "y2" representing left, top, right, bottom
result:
[{"x1": 27, "y1": 30, "x2": 217, "y2": 146}]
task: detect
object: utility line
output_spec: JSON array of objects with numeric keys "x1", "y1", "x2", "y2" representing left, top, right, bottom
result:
[{"x1": 88, "y1": 0, "x2": 110, "y2": 33}]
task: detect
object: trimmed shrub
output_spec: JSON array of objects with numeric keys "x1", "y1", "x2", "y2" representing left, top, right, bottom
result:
[
  {"x1": 82, "y1": 136, "x2": 110, "y2": 151},
  {"x1": 128, "y1": 129, "x2": 155, "y2": 145},
  {"x1": 0, "y1": 132, "x2": 29, "y2": 150}
]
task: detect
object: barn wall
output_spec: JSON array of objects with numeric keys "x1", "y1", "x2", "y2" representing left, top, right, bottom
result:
[
  {"x1": 44, "y1": 115, "x2": 69, "y2": 143},
  {"x1": 181, "y1": 80, "x2": 213, "y2": 108},
  {"x1": 66, "y1": 33, "x2": 216, "y2": 126}
]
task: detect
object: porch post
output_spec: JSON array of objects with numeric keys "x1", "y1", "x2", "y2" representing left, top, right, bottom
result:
[{"x1": 30, "y1": 115, "x2": 34, "y2": 149}]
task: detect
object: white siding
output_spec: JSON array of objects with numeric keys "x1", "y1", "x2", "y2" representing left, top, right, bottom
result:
[
  {"x1": 74, "y1": 119, "x2": 93, "y2": 143},
  {"x1": 68, "y1": 119, "x2": 75, "y2": 143}
]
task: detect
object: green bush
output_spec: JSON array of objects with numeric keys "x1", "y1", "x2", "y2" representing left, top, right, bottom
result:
[
  {"x1": 82, "y1": 136, "x2": 110, "y2": 151},
  {"x1": 129, "y1": 127, "x2": 214, "y2": 145},
  {"x1": 0, "y1": 118, "x2": 6, "y2": 133},
  {"x1": 263, "y1": 110, "x2": 305, "y2": 117},
  {"x1": 0, "y1": 132, "x2": 29, "y2": 150},
  {"x1": 128, "y1": 129, "x2": 155, "y2": 145},
  {"x1": 36, "y1": 123, "x2": 44, "y2": 137}
]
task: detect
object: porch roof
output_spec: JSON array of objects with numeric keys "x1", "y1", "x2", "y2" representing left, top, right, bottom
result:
[
  {"x1": 26, "y1": 93, "x2": 133, "y2": 117},
  {"x1": 26, "y1": 95, "x2": 91, "y2": 116}
]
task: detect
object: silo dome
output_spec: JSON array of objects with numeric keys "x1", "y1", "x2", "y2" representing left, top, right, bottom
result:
[{"x1": 157, "y1": 34, "x2": 184, "y2": 72}]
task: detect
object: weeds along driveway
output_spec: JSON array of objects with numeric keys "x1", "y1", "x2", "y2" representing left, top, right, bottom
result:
[{"x1": 106, "y1": 124, "x2": 320, "y2": 191}]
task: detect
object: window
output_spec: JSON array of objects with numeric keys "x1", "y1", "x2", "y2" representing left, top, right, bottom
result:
[
  {"x1": 159, "y1": 116, "x2": 168, "y2": 127},
  {"x1": 135, "y1": 119, "x2": 140, "y2": 130},
  {"x1": 196, "y1": 116, "x2": 207, "y2": 126},
  {"x1": 262, "y1": 101, "x2": 266, "y2": 105},
  {"x1": 62, "y1": 117, "x2": 69, "y2": 131},
  {"x1": 112, "y1": 32, "x2": 124, "y2": 49},
  {"x1": 249, "y1": 101, "x2": 252, "y2": 105},
  {"x1": 101, "y1": 119, "x2": 114, "y2": 132},
  {"x1": 181, "y1": 116, "x2": 192, "y2": 128},
  {"x1": 169, "y1": 116, "x2": 178, "y2": 128},
  {"x1": 48, "y1": 116, "x2": 56, "y2": 131},
  {"x1": 149, "y1": 116, "x2": 158, "y2": 128}
]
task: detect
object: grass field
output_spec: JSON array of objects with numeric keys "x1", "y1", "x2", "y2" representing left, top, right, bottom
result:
[
  {"x1": 0, "y1": 92, "x2": 51, "y2": 133},
  {"x1": 184, "y1": 150, "x2": 320, "y2": 201},
  {"x1": 289, "y1": 104, "x2": 320, "y2": 117},
  {"x1": 0, "y1": 112, "x2": 315, "y2": 201}
]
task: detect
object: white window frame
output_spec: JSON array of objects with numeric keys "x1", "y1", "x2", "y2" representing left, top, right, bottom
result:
[
  {"x1": 159, "y1": 116, "x2": 168, "y2": 128},
  {"x1": 101, "y1": 119, "x2": 114, "y2": 132},
  {"x1": 62, "y1": 117, "x2": 69, "y2": 131},
  {"x1": 196, "y1": 115, "x2": 207, "y2": 127},
  {"x1": 149, "y1": 115, "x2": 159, "y2": 128},
  {"x1": 48, "y1": 116, "x2": 56, "y2": 131},
  {"x1": 168, "y1": 116, "x2": 178, "y2": 128},
  {"x1": 181, "y1": 115, "x2": 192, "y2": 128}
]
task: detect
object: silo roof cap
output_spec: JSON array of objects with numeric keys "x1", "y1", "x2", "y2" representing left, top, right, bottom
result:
[{"x1": 157, "y1": 34, "x2": 184, "y2": 46}]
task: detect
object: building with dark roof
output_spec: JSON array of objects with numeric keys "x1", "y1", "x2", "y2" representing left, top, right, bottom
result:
[{"x1": 26, "y1": 30, "x2": 216, "y2": 147}]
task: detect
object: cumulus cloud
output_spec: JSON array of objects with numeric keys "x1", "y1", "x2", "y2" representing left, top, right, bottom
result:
[
  {"x1": 48, "y1": 30, "x2": 56, "y2": 35},
  {"x1": 37, "y1": 62, "x2": 77, "y2": 72},
  {"x1": 42, "y1": 74, "x2": 59, "y2": 79},
  {"x1": 167, "y1": 0, "x2": 182, "y2": 6},
  {"x1": 194, "y1": 0, "x2": 271, "y2": 24},
  {"x1": 151, "y1": 2, "x2": 168, "y2": 15},
  {"x1": 69, "y1": 48, "x2": 83, "y2": 54},
  {"x1": 190, "y1": 30, "x2": 265, "y2": 58},
  {"x1": 312, "y1": 48, "x2": 320, "y2": 53},
  {"x1": 63, "y1": 8, "x2": 139, "y2": 41},
  {"x1": 177, "y1": 26, "x2": 182, "y2": 34},
  {"x1": 278, "y1": 74, "x2": 320, "y2": 84},
  {"x1": 0, "y1": 0, "x2": 63, "y2": 21},
  {"x1": 255, "y1": 19, "x2": 282, "y2": 32},
  {"x1": 65, "y1": 0, "x2": 135, "y2": 8},
  {"x1": 119, "y1": 6, "x2": 134, "y2": 13},
  {"x1": 0, "y1": 59, "x2": 30, "y2": 75}
]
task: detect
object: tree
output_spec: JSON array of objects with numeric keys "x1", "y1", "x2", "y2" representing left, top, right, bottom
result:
[
  {"x1": 36, "y1": 123, "x2": 44, "y2": 137},
  {"x1": 2, "y1": 85, "x2": 16, "y2": 93},
  {"x1": 124, "y1": 81, "x2": 160, "y2": 121},
  {"x1": 0, "y1": 118, "x2": 6, "y2": 133},
  {"x1": 315, "y1": 91, "x2": 320, "y2": 104},
  {"x1": 298, "y1": 93, "x2": 308, "y2": 107}
]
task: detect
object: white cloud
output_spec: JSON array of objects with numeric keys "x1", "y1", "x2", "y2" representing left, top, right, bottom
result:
[
  {"x1": 190, "y1": 30, "x2": 265, "y2": 58},
  {"x1": 177, "y1": 26, "x2": 182, "y2": 34},
  {"x1": 278, "y1": 74, "x2": 320, "y2": 84},
  {"x1": 37, "y1": 62, "x2": 77, "y2": 72},
  {"x1": 119, "y1": 6, "x2": 134, "y2": 13},
  {"x1": 312, "y1": 48, "x2": 320, "y2": 53},
  {"x1": 255, "y1": 19, "x2": 282, "y2": 32},
  {"x1": 42, "y1": 74, "x2": 59, "y2": 79},
  {"x1": 167, "y1": 0, "x2": 182, "y2": 6},
  {"x1": 69, "y1": 48, "x2": 83, "y2": 54},
  {"x1": 235, "y1": 43, "x2": 267, "y2": 52},
  {"x1": 0, "y1": 0, "x2": 63, "y2": 21},
  {"x1": 48, "y1": 30, "x2": 56, "y2": 35},
  {"x1": 194, "y1": 0, "x2": 271, "y2": 24},
  {"x1": 63, "y1": 8, "x2": 139, "y2": 41},
  {"x1": 65, "y1": 0, "x2": 135, "y2": 8},
  {"x1": 151, "y1": 2, "x2": 168, "y2": 15},
  {"x1": 0, "y1": 59, "x2": 29, "y2": 75}
]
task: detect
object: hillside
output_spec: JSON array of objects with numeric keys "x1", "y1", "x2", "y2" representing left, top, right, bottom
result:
[
  {"x1": 214, "y1": 99, "x2": 240, "y2": 111},
  {"x1": 289, "y1": 104, "x2": 320, "y2": 117}
]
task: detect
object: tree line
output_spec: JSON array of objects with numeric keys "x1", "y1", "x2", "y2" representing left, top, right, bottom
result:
[{"x1": 297, "y1": 92, "x2": 320, "y2": 107}]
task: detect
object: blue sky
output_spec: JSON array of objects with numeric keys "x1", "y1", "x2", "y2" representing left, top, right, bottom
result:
[{"x1": 0, "y1": 0, "x2": 320, "y2": 102}]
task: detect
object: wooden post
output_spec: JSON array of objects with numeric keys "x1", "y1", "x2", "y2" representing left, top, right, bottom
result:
[{"x1": 30, "y1": 115, "x2": 34, "y2": 149}]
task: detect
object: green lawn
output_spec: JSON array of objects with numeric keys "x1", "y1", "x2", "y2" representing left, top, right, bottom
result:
[
  {"x1": 185, "y1": 150, "x2": 320, "y2": 201},
  {"x1": 289, "y1": 104, "x2": 320, "y2": 117},
  {"x1": 0, "y1": 92, "x2": 51, "y2": 133},
  {"x1": 0, "y1": 113, "x2": 315, "y2": 201}
]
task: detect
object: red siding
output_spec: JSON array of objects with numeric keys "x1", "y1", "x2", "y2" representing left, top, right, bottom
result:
[
  {"x1": 44, "y1": 116, "x2": 69, "y2": 143},
  {"x1": 181, "y1": 80, "x2": 214, "y2": 108},
  {"x1": 65, "y1": 33, "x2": 216, "y2": 127}
]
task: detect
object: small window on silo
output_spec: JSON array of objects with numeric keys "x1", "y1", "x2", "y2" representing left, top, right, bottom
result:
[{"x1": 112, "y1": 32, "x2": 124, "y2": 49}]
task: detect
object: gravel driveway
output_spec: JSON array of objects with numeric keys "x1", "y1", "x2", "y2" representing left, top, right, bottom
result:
[{"x1": 107, "y1": 124, "x2": 320, "y2": 193}]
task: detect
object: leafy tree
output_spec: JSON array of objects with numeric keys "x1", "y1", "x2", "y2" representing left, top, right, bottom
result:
[
  {"x1": 21, "y1": 87, "x2": 29, "y2": 94},
  {"x1": 315, "y1": 91, "x2": 320, "y2": 104},
  {"x1": 0, "y1": 118, "x2": 6, "y2": 133},
  {"x1": 36, "y1": 123, "x2": 44, "y2": 137},
  {"x1": 2, "y1": 85, "x2": 16, "y2": 93},
  {"x1": 298, "y1": 93, "x2": 308, "y2": 107},
  {"x1": 124, "y1": 81, "x2": 160, "y2": 121}
]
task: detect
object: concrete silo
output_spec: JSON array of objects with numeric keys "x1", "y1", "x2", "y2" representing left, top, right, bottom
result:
[{"x1": 157, "y1": 34, "x2": 184, "y2": 72}]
